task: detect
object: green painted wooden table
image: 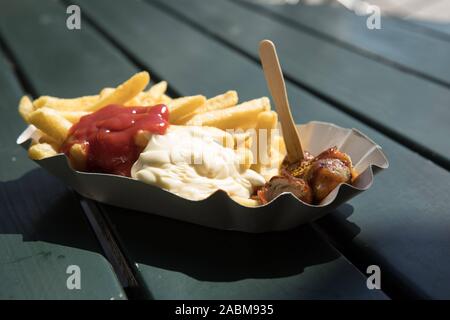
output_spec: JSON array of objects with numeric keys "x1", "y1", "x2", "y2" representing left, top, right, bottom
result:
[
  {"x1": 0, "y1": 0, "x2": 449, "y2": 299},
  {"x1": 0, "y1": 34, "x2": 125, "y2": 300}
]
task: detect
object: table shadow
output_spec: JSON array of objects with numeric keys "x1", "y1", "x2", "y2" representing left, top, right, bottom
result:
[
  {"x1": 1, "y1": 168, "x2": 362, "y2": 283},
  {"x1": 0, "y1": 168, "x2": 103, "y2": 254},
  {"x1": 103, "y1": 202, "x2": 360, "y2": 282},
  {"x1": 316, "y1": 203, "x2": 361, "y2": 243}
]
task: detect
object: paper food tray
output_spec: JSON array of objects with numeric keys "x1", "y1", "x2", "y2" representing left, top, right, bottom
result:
[{"x1": 17, "y1": 121, "x2": 388, "y2": 233}]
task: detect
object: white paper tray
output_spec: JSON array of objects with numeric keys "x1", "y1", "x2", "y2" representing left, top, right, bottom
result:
[{"x1": 17, "y1": 121, "x2": 388, "y2": 233}]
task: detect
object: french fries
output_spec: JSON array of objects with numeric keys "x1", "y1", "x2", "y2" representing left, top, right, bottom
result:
[
  {"x1": 125, "y1": 81, "x2": 168, "y2": 106},
  {"x1": 28, "y1": 107, "x2": 73, "y2": 144},
  {"x1": 18, "y1": 71, "x2": 283, "y2": 193},
  {"x1": 196, "y1": 90, "x2": 238, "y2": 114},
  {"x1": 87, "y1": 71, "x2": 150, "y2": 112},
  {"x1": 16, "y1": 69, "x2": 297, "y2": 210},
  {"x1": 18, "y1": 96, "x2": 34, "y2": 121},
  {"x1": 157, "y1": 94, "x2": 172, "y2": 104},
  {"x1": 59, "y1": 111, "x2": 90, "y2": 123},
  {"x1": 28, "y1": 143, "x2": 58, "y2": 160},
  {"x1": 147, "y1": 81, "x2": 167, "y2": 100},
  {"x1": 168, "y1": 95, "x2": 206, "y2": 124},
  {"x1": 33, "y1": 95, "x2": 99, "y2": 111},
  {"x1": 99, "y1": 87, "x2": 114, "y2": 98},
  {"x1": 134, "y1": 130, "x2": 152, "y2": 148},
  {"x1": 176, "y1": 90, "x2": 238, "y2": 124},
  {"x1": 186, "y1": 97, "x2": 270, "y2": 130},
  {"x1": 19, "y1": 72, "x2": 154, "y2": 159},
  {"x1": 37, "y1": 130, "x2": 60, "y2": 151},
  {"x1": 252, "y1": 111, "x2": 278, "y2": 171},
  {"x1": 69, "y1": 143, "x2": 87, "y2": 171}
]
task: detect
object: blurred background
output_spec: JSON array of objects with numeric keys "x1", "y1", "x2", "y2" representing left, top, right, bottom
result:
[
  {"x1": 257, "y1": 0, "x2": 450, "y2": 18},
  {"x1": 250, "y1": 0, "x2": 450, "y2": 27}
]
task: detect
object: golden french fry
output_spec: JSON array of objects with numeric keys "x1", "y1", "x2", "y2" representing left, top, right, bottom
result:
[
  {"x1": 18, "y1": 96, "x2": 34, "y2": 122},
  {"x1": 186, "y1": 97, "x2": 270, "y2": 130},
  {"x1": 156, "y1": 94, "x2": 172, "y2": 104},
  {"x1": 177, "y1": 91, "x2": 238, "y2": 124},
  {"x1": 134, "y1": 130, "x2": 152, "y2": 148},
  {"x1": 87, "y1": 71, "x2": 150, "y2": 112},
  {"x1": 196, "y1": 90, "x2": 238, "y2": 114},
  {"x1": 33, "y1": 95, "x2": 99, "y2": 111},
  {"x1": 28, "y1": 143, "x2": 58, "y2": 160},
  {"x1": 99, "y1": 87, "x2": 114, "y2": 99},
  {"x1": 251, "y1": 111, "x2": 278, "y2": 172},
  {"x1": 257, "y1": 111, "x2": 278, "y2": 153},
  {"x1": 175, "y1": 113, "x2": 197, "y2": 125},
  {"x1": 125, "y1": 81, "x2": 168, "y2": 106},
  {"x1": 59, "y1": 111, "x2": 90, "y2": 123},
  {"x1": 272, "y1": 135, "x2": 286, "y2": 155},
  {"x1": 169, "y1": 95, "x2": 206, "y2": 124},
  {"x1": 69, "y1": 143, "x2": 87, "y2": 171},
  {"x1": 147, "y1": 81, "x2": 167, "y2": 99},
  {"x1": 36, "y1": 130, "x2": 60, "y2": 150},
  {"x1": 28, "y1": 107, "x2": 73, "y2": 144},
  {"x1": 257, "y1": 111, "x2": 278, "y2": 131},
  {"x1": 124, "y1": 96, "x2": 140, "y2": 106}
]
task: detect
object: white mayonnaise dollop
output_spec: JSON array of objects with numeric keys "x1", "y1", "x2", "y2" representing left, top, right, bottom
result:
[{"x1": 131, "y1": 126, "x2": 266, "y2": 201}]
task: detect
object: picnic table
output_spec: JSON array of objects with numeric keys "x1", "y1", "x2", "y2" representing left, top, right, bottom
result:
[{"x1": 0, "y1": 0, "x2": 449, "y2": 300}]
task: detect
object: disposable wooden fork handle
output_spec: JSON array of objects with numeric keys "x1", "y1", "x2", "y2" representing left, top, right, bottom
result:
[{"x1": 259, "y1": 40, "x2": 304, "y2": 163}]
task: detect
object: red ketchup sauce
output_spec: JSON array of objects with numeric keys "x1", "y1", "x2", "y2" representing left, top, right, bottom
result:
[{"x1": 61, "y1": 104, "x2": 169, "y2": 177}]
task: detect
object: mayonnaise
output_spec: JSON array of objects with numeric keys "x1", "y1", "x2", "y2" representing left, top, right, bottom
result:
[{"x1": 131, "y1": 126, "x2": 266, "y2": 201}]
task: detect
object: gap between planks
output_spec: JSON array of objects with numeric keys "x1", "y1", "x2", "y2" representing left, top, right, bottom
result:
[{"x1": 233, "y1": 0, "x2": 450, "y2": 90}]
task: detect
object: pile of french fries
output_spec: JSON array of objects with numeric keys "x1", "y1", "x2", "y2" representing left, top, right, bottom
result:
[{"x1": 18, "y1": 71, "x2": 286, "y2": 204}]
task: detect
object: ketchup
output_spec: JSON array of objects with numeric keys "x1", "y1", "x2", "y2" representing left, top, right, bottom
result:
[{"x1": 61, "y1": 104, "x2": 169, "y2": 176}]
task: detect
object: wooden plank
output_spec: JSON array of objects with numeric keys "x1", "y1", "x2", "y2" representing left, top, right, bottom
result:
[
  {"x1": 0, "y1": 50, "x2": 36, "y2": 180},
  {"x1": 0, "y1": 0, "x2": 136, "y2": 98},
  {"x1": 76, "y1": 0, "x2": 450, "y2": 298},
  {"x1": 0, "y1": 0, "x2": 388, "y2": 299},
  {"x1": 0, "y1": 49, "x2": 125, "y2": 299},
  {"x1": 408, "y1": 20, "x2": 450, "y2": 38},
  {"x1": 154, "y1": 0, "x2": 450, "y2": 168},
  {"x1": 247, "y1": 1, "x2": 450, "y2": 87},
  {"x1": 0, "y1": 171, "x2": 126, "y2": 300}
]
